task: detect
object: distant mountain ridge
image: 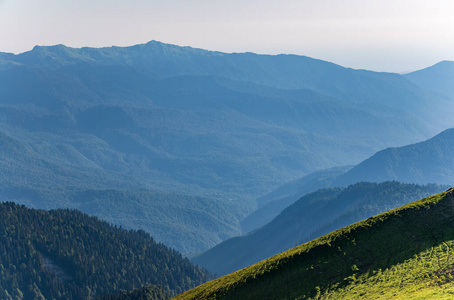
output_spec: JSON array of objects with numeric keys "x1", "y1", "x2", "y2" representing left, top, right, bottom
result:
[
  {"x1": 2, "y1": 41, "x2": 450, "y2": 112},
  {"x1": 405, "y1": 60, "x2": 454, "y2": 99},
  {"x1": 1, "y1": 41, "x2": 453, "y2": 253},
  {"x1": 243, "y1": 127, "x2": 454, "y2": 234},
  {"x1": 334, "y1": 127, "x2": 454, "y2": 186},
  {"x1": 241, "y1": 166, "x2": 351, "y2": 233}
]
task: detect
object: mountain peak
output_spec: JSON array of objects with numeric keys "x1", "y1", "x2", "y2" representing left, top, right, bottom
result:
[
  {"x1": 404, "y1": 60, "x2": 454, "y2": 98},
  {"x1": 30, "y1": 44, "x2": 70, "y2": 55},
  {"x1": 438, "y1": 59, "x2": 454, "y2": 65}
]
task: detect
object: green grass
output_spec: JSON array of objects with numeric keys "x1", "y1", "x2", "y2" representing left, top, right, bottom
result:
[
  {"x1": 175, "y1": 189, "x2": 454, "y2": 299},
  {"x1": 318, "y1": 241, "x2": 454, "y2": 299},
  {"x1": 193, "y1": 181, "x2": 448, "y2": 276}
]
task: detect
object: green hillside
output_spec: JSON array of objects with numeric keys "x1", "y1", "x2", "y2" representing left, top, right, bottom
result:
[
  {"x1": 0, "y1": 202, "x2": 211, "y2": 299},
  {"x1": 193, "y1": 182, "x2": 447, "y2": 276},
  {"x1": 177, "y1": 189, "x2": 454, "y2": 299}
]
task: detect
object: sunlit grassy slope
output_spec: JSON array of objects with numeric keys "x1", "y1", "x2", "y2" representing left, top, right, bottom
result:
[{"x1": 175, "y1": 188, "x2": 454, "y2": 299}]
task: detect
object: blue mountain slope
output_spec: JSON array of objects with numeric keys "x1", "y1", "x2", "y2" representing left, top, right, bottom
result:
[
  {"x1": 1, "y1": 41, "x2": 453, "y2": 254},
  {"x1": 192, "y1": 182, "x2": 447, "y2": 276},
  {"x1": 244, "y1": 127, "x2": 454, "y2": 235},
  {"x1": 334, "y1": 128, "x2": 454, "y2": 186},
  {"x1": 405, "y1": 60, "x2": 454, "y2": 99},
  {"x1": 241, "y1": 166, "x2": 352, "y2": 233},
  {"x1": 4, "y1": 42, "x2": 450, "y2": 114}
]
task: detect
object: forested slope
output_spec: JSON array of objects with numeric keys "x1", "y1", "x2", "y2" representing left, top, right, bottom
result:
[
  {"x1": 102, "y1": 285, "x2": 168, "y2": 300},
  {"x1": 1, "y1": 186, "x2": 242, "y2": 255},
  {"x1": 0, "y1": 202, "x2": 211, "y2": 300},
  {"x1": 1, "y1": 41, "x2": 453, "y2": 254}
]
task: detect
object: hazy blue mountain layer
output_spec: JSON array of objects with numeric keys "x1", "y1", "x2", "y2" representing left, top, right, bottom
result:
[
  {"x1": 241, "y1": 166, "x2": 352, "y2": 233},
  {"x1": 244, "y1": 127, "x2": 454, "y2": 233},
  {"x1": 334, "y1": 127, "x2": 454, "y2": 186},
  {"x1": 192, "y1": 182, "x2": 448, "y2": 276},
  {"x1": 1, "y1": 41, "x2": 453, "y2": 253},
  {"x1": 405, "y1": 60, "x2": 454, "y2": 99}
]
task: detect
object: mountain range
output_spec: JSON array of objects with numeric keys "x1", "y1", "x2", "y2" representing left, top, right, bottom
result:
[
  {"x1": 334, "y1": 127, "x2": 454, "y2": 186},
  {"x1": 1, "y1": 41, "x2": 453, "y2": 254},
  {"x1": 2, "y1": 40, "x2": 454, "y2": 299},
  {"x1": 244, "y1": 127, "x2": 454, "y2": 234},
  {"x1": 405, "y1": 60, "x2": 454, "y2": 99}
]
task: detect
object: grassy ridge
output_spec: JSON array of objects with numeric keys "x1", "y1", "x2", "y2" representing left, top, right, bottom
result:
[
  {"x1": 193, "y1": 182, "x2": 448, "y2": 276},
  {"x1": 175, "y1": 189, "x2": 454, "y2": 299}
]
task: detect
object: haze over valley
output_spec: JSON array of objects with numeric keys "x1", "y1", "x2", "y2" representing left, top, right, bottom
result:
[
  {"x1": 1, "y1": 1, "x2": 454, "y2": 298},
  {"x1": 1, "y1": 42, "x2": 453, "y2": 255}
]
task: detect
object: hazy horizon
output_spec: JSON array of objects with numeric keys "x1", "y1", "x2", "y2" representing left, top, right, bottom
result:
[
  {"x1": 2, "y1": 39, "x2": 453, "y2": 74},
  {"x1": 1, "y1": 0, "x2": 453, "y2": 73}
]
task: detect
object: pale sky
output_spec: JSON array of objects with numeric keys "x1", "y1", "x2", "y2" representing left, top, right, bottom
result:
[{"x1": 1, "y1": 0, "x2": 454, "y2": 72}]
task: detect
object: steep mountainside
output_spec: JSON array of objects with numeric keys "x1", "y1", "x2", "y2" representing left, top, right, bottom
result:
[
  {"x1": 1, "y1": 186, "x2": 242, "y2": 255},
  {"x1": 241, "y1": 166, "x2": 351, "y2": 233},
  {"x1": 405, "y1": 60, "x2": 454, "y2": 98},
  {"x1": 178, "y1": 189, "x2": 454, "y2": 300},
  {"x1": 334, "y1": 127, "x2": 454, "y2": 186},
  {"x1": 245, "y1": 127, "x2": 454, "y2": 234},
  {"x1": 192, "y1": 182, "x2": 448, "y2": 275},
  {"x1": 103, "y1": 285, "x2": 168, "y2": 300},
  {"x1": 0, "y1": 202, "x2": 211, "y2": 300},
  {"x1": 1, "y1": 41, "x2": 453, "y2": 253}
]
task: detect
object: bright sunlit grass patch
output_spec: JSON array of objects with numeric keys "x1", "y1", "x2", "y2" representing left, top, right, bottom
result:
[{"x1": 175, "y1": 189, "x2": 454, "y2": 300}]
